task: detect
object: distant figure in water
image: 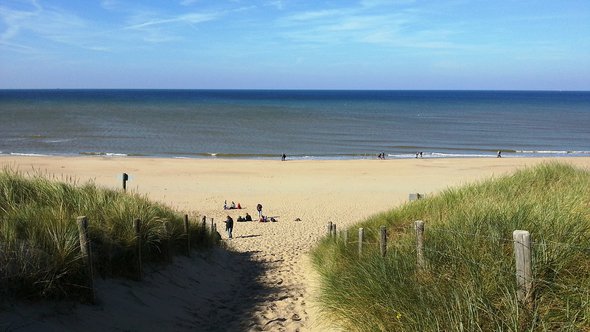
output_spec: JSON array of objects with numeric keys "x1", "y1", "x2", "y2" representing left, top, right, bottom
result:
[
  {"x1": 420, "y1": 152, "x2": 423, "y2": 158},
  {"x1": 497, "y1": 150, "x2": 502, "y2": 158},
  {"x1": 416, "y1": 152, "x2": 419, "y2": 158},
  {"x1": 281, "y1": 153, "x2": 286, "y2": 161}
]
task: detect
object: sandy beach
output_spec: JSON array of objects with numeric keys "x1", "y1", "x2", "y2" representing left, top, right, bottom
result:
[{"x1": 1, "y1": 155, "x2": 589, "y2": 331}]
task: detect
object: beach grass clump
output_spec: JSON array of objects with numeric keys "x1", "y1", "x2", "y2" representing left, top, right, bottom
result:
[
  {"x1": 0, "y1": 168, "x2": 217, "y2": 300},
  {"x1": 311, "y1": 162, "x2": 590, "y2": 331}
]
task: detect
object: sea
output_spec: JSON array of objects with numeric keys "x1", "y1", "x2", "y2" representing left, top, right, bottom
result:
[{"x1": 0, "y1": 90, "x2": 589, "y2": 160}]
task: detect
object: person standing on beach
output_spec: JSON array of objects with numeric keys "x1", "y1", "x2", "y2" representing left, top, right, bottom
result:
[
  {"x1": 256, "y1": 203, "x2": 263, "y2": 218},
  {"x1": 224, "y1": 215, "x2": 234, "y2": 239},
  {"x1": 281, "y1": 153, "x2": 286, "y2": 161},
  {"x1": 497, "y1": 150, "x2": 502, "y2": 158}
]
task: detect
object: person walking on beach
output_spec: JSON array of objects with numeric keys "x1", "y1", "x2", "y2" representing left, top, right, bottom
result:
[
  {"x1": 224, "y1": 215, "x2": 234, "y2": 239},
  {"x1": 497, "y1": 150, "x2": 502, "y2": 158},
  {"x1": 256, "y1": 203, "x2": 263, "y2": 218}
]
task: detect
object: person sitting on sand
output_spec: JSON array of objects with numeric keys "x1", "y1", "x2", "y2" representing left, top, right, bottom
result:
[
  {"x1": 223, "y1": 215, "x2": 234, "y2": 239},
  {"x1": 230, "y1": 201, "x2": 236, "y2": 209},
  {"x1": 223, "y1": 200, "x2": 228, "y2": 210},
  {"x1": 245, "y1": 213, "x2": 252, "y2": 221},
  {"x1": 237, "y1": 202, "x2": 242, "y2": 209}
]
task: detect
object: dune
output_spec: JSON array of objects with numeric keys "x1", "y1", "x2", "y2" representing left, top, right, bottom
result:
[{"x1": 1, "y1": 155, "x2": 588, "y2": 331}]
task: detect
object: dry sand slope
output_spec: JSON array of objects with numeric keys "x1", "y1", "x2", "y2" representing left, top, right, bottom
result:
[{"x1": 1, "y1": 156, "x2": 589, "y2": 331}]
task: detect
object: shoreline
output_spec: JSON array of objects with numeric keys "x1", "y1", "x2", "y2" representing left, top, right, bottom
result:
[
  {"x1": 2, "y1": 155, "x2": 589, "y2": 331},
  {"x1": 3, "y1": 151, "x2": 590, "y2": 161}
]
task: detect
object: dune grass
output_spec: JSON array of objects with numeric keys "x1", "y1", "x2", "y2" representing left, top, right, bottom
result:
[
  {"x1": 311, "y1": 162, "x2": 590, "y2": 331},
  {"x1": 0, "y1": 168, "x2": 217, "y2": 301}
]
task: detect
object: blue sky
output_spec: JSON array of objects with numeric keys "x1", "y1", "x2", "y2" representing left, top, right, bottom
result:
[{"x1": 1, "y1": 0, "x2": 589, "y2": 89}]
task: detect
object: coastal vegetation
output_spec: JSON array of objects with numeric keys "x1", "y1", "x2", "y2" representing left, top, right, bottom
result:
[
  {"x1": 0, "y1": 168, "x2": 216, "y2": 301},
  {"x1": 311, "y1": 163, "x2": 590, "y2": 331}
]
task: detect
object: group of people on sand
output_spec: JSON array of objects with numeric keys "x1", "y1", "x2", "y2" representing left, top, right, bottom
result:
[
  {"x1": 415, "y1": 151, "x2": 424, "y2": 158},
  {"x1": 223, "y1": 200, "x2": 241, "y2": 210},
  {"x1": 377, "y1": 152, "x2": 386, "y2": 159},
  {"x1": 222, "y1": 202, "x2": 277, "y2": 239}
]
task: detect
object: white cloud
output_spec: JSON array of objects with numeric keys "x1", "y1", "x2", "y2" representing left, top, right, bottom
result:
[{"x1": 125, "y1": 12, "x2": 220, "y2": 30}]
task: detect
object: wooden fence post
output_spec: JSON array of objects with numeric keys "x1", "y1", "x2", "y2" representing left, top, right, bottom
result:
[
  {"x1": 342, "y1": 229, "x2": 348, "y2": 245},
  {"x1": 513, "y1": 230, "x2": 533, "y2": 309},
  {"x1": 415, "y1": 220, "x2": 425, "y2": 269},
  {"x1": 380, "y1": 226, "x2": 387, "y2": 257},
  {"x1": 331, "y1": 223, "x2": 337, "y2": 238},
  {"x1": 409, "y1": 193, "x2": 424, "y2": 201},
  {"x1": 358, "y1": 228, "x2": 364, "y2": 255},
  {"x1": 134, "y1": 219, "x2": 142, "y2": 281},
  {"x1": 326, "y1": 222, "x2": 333, "y2": 237},
  {"x1": 77, "y1": 216, "x2": 95, "y2": 303},
  {"x1": 201, "y1": 216, "x2": 207, "y2": 238},
  {"x1": 184, "y1": 214, "x2": 191, "y2": 257},
  {"x1": 122, "y1": 173, "x2": 129, "y2": 192}
]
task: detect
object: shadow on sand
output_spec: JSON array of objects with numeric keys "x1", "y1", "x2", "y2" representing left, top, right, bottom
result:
[{"x1": 0, "y1": 246, "x2": 281, "y2": 332}]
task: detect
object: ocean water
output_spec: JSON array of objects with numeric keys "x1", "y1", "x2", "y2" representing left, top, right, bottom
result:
[{"x1": 0, "y1": 90, "x2": 589, "y2": 160}]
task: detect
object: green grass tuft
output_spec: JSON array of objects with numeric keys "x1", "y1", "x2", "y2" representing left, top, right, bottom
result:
[
  {"x1": 0, "y1": 167, "x2": 217, "y2": 300},
  {"x1": 311, "y1": 162, "x2": 590, "y2": 331}
]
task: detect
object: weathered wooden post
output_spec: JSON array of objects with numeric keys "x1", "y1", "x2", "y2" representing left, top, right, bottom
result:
[
  {"x1": 122, "y1": 173, "x2": 129, "y2": 192},
  {"x1": 326, "y1": 222, "x2": 333, "y2": 237},
  {"x1": 184, "y1": 214, "x2": 191, "y2": 257},
  {"x1": 343, "y1": 229, "x2": 348, "y2": 245},
  {"x1": 380, "y1": 226, "x2": 387, "y2": 257},
  {"x1": 409, "y1": 193, "x2": 424, "y2": 202},
  {"x1": 513, "y1": 230, "x2": 533, "y2": 309},
  {"x1": 134, "y1": 219, "x2": 142, "y2": 281},
  {"x1": 358, "y1": 228, "x2": 364, "y2": 255},
  {"x1": 201, "y1": 216, "x2": 207, "y2": 238},
  {"x1": 415, "y1": 220, "x2": 425, "y2": 269},
  {"x1": 331, "y1": 223, "x2": 337, "y2": 238},
  {"x1": 77, "y1": 216, "x2": 95, "y2": 303}
]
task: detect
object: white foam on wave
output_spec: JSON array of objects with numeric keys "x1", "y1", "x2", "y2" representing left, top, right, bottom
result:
[
  {"x1": 81, "y1": 152, "x2": 128, "y2": 157},
  {"x1": 10, "y1": 153, "x2": 50, "y2": 157},
  {"x1": 42, "y1": 138, "x2": 74, "y2": 143},
  {"x1": 429, "y1": 152, "x2": 495, "y2": 158},
  {"x1": 516, "y1": 150, "x2": 590, "y2": 155}
]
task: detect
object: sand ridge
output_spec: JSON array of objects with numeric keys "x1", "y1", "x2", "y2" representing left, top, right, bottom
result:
[{"x1": 1, "y1": 156, "x2": 589, "y2": 331}]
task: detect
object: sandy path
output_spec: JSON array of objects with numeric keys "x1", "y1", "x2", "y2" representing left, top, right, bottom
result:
[{"x1": 1, "y1": 156, "x2": 589, "y2": 331}]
